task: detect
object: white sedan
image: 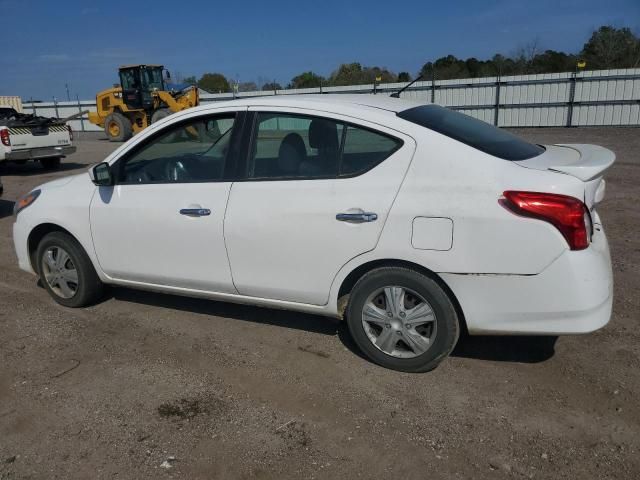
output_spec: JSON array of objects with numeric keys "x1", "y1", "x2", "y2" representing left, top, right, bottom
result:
[{"x1": 12, "y1": 95, "x2": 614, "y2": 372}]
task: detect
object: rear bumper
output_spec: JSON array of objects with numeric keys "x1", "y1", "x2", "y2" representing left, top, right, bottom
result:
[
  {"x1": 5, "y1": 145, "x2": 76, "y2": 161},
  {"x1": 441, "y1": 224, "x2": 613, "y2": 335}
]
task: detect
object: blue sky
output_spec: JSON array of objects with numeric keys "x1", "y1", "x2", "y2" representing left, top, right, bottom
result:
[{"x1": 0, "y1": 0, "x2": 638, "y2": 101}]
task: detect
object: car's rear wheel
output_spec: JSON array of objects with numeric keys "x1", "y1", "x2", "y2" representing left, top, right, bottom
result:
[
  {"x1": 346, "y1": 267, "x2": 459, "y2": 372},
  {"x1": 36, "y1": 232, "x2": 104, "y2": 307}
]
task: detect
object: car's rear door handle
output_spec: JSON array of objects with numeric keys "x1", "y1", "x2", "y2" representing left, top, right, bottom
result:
[
  {"x1": 179, "y1": 208, "x2": 211, "y2": 217},
  {"x1": 336, "y1": 209, "x2": 378, "y2": 223}
]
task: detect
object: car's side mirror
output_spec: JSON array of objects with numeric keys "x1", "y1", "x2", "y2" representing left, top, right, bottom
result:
[{"x1": 91, "y1": 162, "x2": 113, "y2": 186}]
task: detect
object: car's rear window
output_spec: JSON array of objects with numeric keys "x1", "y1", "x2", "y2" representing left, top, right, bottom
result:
[{"x1": 397, "y1": 105, "x2": 544, "y2": 161}]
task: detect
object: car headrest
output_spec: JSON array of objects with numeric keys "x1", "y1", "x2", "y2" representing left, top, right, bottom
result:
[
  {"x1": 278, "y1": 133, "x2": 307, "y2": 175},
  {"x1": 309, "y1": 119, "x2": 338, "y2": 150}
]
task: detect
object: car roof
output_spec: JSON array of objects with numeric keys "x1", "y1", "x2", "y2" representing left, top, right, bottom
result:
[{"x1": 195, "y1": 94, "x2": 425, "y2": 115}]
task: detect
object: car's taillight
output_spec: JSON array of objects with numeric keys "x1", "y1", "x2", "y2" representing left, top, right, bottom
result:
[
  {"x1": 0, "y1": 128, "x2": 10, "y2": 146},
  {"x1": 67, "y1": 125, "x2": 73, "y2": 141},
  {"x1": 501, "y1": 191, "x2": 590, "y2": 250}
]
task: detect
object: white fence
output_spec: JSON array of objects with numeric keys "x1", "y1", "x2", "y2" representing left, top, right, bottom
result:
[{"x1": 21, "y1": 68, "x2": 640, "y2": 132}]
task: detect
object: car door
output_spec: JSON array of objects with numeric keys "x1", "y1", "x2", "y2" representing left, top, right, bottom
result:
[
  {"x1": 224, "y1": 108, "x2": 416, "y2": 305},
  {"x1": 90, "y1": 109, "x2": 245, "y2": 293}
]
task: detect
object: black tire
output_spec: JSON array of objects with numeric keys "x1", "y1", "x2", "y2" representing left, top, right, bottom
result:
[
  {"x1": 104, "y1": 112, "x2": 132, "y2": 142},
  {"x1": 36, "y1": 232, "x2": 104, "y2": 308},
  {"x1": 346, "y1": 267, "x2": 459, "y2": 373},
  {"x1": 40, "y1": 157, "x2": 61, "y2": 170},
  {"x1": 151, "y1": 108, "x2": 171, "y2": 124}
]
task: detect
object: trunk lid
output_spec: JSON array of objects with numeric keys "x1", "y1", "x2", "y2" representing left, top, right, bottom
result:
[{"x1": 515, "y1": 144, "x2": 615, "y2": 209}]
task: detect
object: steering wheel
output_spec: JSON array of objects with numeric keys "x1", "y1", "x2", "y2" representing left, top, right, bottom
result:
[
  {"x1": 164, "y1": 159, "x2": 192, "y2": 182},
  {"x1": 125, "y1": 169, "x2": 152, "y2": 184}
]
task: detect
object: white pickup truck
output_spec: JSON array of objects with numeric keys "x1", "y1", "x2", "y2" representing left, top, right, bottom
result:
[{"x1": 0, "y1": 107, "x2": 76, "y2": 170}]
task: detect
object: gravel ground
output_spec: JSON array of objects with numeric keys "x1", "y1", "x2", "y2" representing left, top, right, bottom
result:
[{"x1": 1, "y1": 127, "x2": 638, "y2": 480}]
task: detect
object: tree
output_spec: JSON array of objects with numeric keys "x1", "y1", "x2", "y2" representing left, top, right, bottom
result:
[
  {"x1": 513, "y1": 38, "x2": 541, "y2": 74},
  {"x1": 397, "y1": 71, "x2": 411, "y2": 82},
  {"x1": 421, "y1": 55, "x2": 468, "y2": 79},
  {"x1": 197, "y1": 73, "x2": 230, "y2": 93},
  {"x1": 289, "y1": 71, "x2": 324, "y2": 89},
  {"x1": 238, "y1": 81, "x2": 258, "y2": 92},
  {"x1": 329, "y1": 63, "x2": 364, "y2": 85},
  {"x1": 262, "y1": 82, "x2": 282, "y2": 91},
  {"x1": 328, "y1": 63, "x2": 397, "y2": 85},
  {"x1": 183, "y1": 76, "x2": 197, "y2": 85},
  {"x1": 530, "y1": 50, "x2": 577, "y2": 73},
  {"x1": 419, "y1": 61, "x2": 434, "y2": 78},
  {"x1": 365, "y1": 66, "x2": 396, "y2": 84},
  {"x1": 581, "y1": 26, "x2": 640, "y2": 69}
]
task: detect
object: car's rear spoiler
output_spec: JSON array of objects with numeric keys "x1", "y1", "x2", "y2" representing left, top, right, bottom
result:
[{"x1": 516, "y1": 144, "x2": 615, "y2": 182}]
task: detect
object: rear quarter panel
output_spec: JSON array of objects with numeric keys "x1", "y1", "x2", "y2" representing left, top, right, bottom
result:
[{"x1": 336, "y1": 126, "x2": 588, "y2": 281}]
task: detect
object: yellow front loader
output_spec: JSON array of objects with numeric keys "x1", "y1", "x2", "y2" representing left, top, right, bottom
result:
[{"x1": 88, "y1": 64, "x2": 199, "y2": 142}]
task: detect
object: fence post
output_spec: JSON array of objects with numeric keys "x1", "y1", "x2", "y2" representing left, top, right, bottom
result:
[
  {"x1": 431, "y1": 67, "x2": 436, "y2": 103},
  {"x1": 494, "y1": 76, "x2": 501, "y2": 126},
  {"x1": 53, "y1": 97, "x2": 59, "y2": 119},
  {"x1": 76, "y1": 94, "x2": 85, "y2": 132},
  {"x1": 567, "y1": 71, "x2": 577, "y2": 127}
]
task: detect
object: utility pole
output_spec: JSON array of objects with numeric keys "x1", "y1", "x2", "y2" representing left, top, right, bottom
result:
[{"x1": 65, "y1": 83, "x2": 71, "y2": 102}]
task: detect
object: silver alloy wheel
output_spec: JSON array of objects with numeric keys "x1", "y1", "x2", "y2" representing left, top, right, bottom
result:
[
  {"x1": 361, "y1": 286, "x2": 437, "y2": 359},
  {"x1": 41, "y1": 246, "x2": 78, "y2": 299}
]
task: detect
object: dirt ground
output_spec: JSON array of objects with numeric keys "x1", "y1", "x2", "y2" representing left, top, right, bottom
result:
[{"x1": 1, "y1": 127, "x2": 638, "y2": 480}]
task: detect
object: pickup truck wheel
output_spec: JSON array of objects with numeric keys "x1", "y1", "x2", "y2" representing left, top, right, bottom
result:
[
  {"x1": 36, "y1": 232, "x2": 104, "y2": 308},
  {"x1": 346, "y1": 267, "x2": 460, "y2": 373},
  {"x1": 104, "y1": 112, "x2": 132, "y2": 142},
  {"x1": 40, "y1": 157, "x2": 61, "y2": 170}
]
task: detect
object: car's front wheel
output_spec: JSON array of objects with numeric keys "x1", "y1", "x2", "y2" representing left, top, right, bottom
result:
[
  {"x1": 346, "y1": 267, "x2": 460, "y2": 372},
  {"x1": 36, "y1": 232, "x2": 104, "y2": 307}
]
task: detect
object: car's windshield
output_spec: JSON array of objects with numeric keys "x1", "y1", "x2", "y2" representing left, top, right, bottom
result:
[{"x1": 397, "y1": 105, "x2": 544, "y2": 161}]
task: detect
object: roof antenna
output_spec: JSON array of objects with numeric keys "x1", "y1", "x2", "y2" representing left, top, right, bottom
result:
[{"x1": 390, "y1": 74, "x2": 424, "y2": 98}]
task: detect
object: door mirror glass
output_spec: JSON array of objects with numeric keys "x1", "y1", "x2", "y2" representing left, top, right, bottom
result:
[{"x1": 92, "y1": 162, "x2": 113, "y2": 186}]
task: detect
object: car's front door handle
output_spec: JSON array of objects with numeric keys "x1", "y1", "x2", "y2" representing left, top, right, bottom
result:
[
  {"x1": 336, "y1": 210, "x2": 378, "y2": 223},
  {"x1": 179, "y1": 208, "x2": 211, "y2": 217}
]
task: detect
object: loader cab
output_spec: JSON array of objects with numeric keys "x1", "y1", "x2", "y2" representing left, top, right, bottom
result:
[{"x1": 119, "y1": 64, "x2": 165, "y2": 111}]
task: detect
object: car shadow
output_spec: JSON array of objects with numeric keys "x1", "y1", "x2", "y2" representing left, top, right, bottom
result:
[
  {"x1": 0, "y1": 162, "x2": 87, "y2": 177},
  {"x1": 109, "y1": 287, "x2": 340, "y2": 336},
  {"x1": 107, "y1": 287, "x2": 557, "y2": 365},
  {"x1": 451, "y1": 333, "x2": 557, "y2": 363},
  {"x1": 0, "y1": 198, "x2": 15, "y2": 218}
]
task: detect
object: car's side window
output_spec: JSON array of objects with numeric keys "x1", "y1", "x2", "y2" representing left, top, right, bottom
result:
[
  {"x1": 249, "y1": 113, "x2": 344, "y2": 179},
  {"x1": 248, "y1": 112, "x2": 402, "y2": 180},
  {"x1": 340, "y1": 125, "x2": 402, "y2": 176},
  {"x1": 117, "y1": 115, "x2": 235, "y2": 184}
]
